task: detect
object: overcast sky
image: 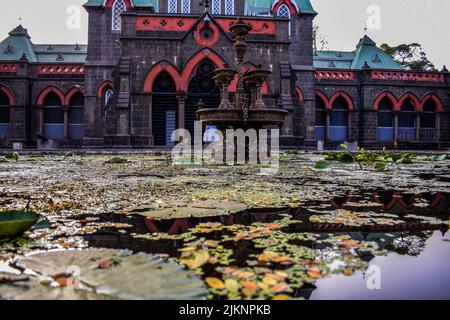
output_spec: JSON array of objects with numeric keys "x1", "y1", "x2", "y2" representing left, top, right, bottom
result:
[{"x1": 0, "y1": 0, "x2": 449, "y2": 68}]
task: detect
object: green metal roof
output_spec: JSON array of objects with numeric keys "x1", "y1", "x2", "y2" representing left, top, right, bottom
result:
[
  {"x1": 244, "y1": 0, "x2": 317, "y2": 16},
  {"x1": 84, "y1": 0, "x2": 157, "y2": 8},
  {"x1": 292, "y1": 0, "x2": 317, "y2": 14},
  {"x1": 314, "y1": 35, "x2": 402, "y2": 70},
  {"x1": 0, "y1": 25, "x2": 38, "y2": 62},
  {"x1": 0, "y1": 26, "x2": 86, "y2": 63},
  {"x1": 350, "y1": 35, "x2": 402, "y2": 70},
  {"x1": 245, "y1": 0, "x2": 273, "y2": 16}
]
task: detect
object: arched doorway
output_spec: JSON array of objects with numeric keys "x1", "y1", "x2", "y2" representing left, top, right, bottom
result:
[
  {"x1": 420, "y1": 99, "x2": 437, "y2": 141},
  {"x1": 329, "y1": 96, "x2": 349, "y2": 142},
  {"x1": 315, "y1": 94, "x2": 327, "y2": 140},
  {"x1": 152, "y1": 71, "x2": 178, "y2": 146},
  {"x1": 0, "y1": 90, "x2": 10, "y2": 138},
  {"x1": 377, "y1": 97, "x2": 394, "y2": 141},
  {"x1": 68, "y1": 92, "x2": 85, "y2": 139},
  {"x1": 186, "y1": 60, "x2": 220, "y2": 137},
  {"x1": 398, "y1": 98, "x2": 416, "y2": 141},
  {"x1": 43, "y1": 92, "x2": 64, "y2": 140}
]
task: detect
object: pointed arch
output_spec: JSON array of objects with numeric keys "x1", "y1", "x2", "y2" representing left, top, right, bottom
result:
[
  {"x1": 329, "y1": 91, "x2": 354, "y2": 110},
  {"x1": 315, "y1": 90, "x2": 329, "y2": 108},
  {"x1": 296, "y1": 86, "x2": 304, "y2": 102},
  {"x1": 398, "y1": 92, "x2": 421, "y2": 112},
  {"x1": 374, "y1": 91, "x2": 398, "y2": 111},
  {"x1": 143, "y1": 61, "x2": 182, "y2": 92},
  {"x1": 105, "y1": 0, "x2": 132, "y2": 8},
  {"x1": 420, "y1": 93, "x2": 444, "y2": 112},
  {"x1": 0, "y1": 84, "x2": 15, "y2": 106},
  {"x1": 97, "y1": 80, "x2": 114, "y2": 98},
  {"x1": 65, "y1": 87, "x2": 85, "y2": 106},
  {"x1": 181, "y1": 49, "x2": 226, "y2": 91},
  {"x1": 272, "y1": 0, "x2": 298, "y2": 14},
  {"x1": 37, "y1": 86, "x2": 65, "y2": 106}
]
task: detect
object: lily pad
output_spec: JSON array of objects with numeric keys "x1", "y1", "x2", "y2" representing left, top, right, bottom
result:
[
  {"x1": 313, "y1": 161, "x2": 330, "y2": 171},
  {"x1": 0, "y1": 211, "x2": 40, "y2": 239},
  {"x1": 2, "y1": 249, "x2": 207, "y2": 300}
]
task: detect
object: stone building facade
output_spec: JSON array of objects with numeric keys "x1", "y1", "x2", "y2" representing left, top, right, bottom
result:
[{"x1": 0, "y1": 0, "x2": 449, "y2": 149}]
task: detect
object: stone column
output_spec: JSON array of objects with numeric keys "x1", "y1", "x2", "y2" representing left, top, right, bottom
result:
[
  {"x1": 415, "y1": 113, "x2": 421, "y2": 141},
  {"x1": 436, "y1": 113, "x2": 440, "y2": 142},
  {"x1": 394, "y1": 113, "x2": 399, "y2": 141},
  {"x1": 325, "y1": 111, "x2": 330, "y2": 141},
  {"x1": 62, "y1": 107, "x2": 69, "y2": 139},
  {"x1": 177, "y1": 92, "x2": 186, "y2": 129}
]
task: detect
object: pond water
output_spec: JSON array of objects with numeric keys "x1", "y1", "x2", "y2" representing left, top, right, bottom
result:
[{"x1": 79, "y1": 189, "x2": 450, "y2": 300}]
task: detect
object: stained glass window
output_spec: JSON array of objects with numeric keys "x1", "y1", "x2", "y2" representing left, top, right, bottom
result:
[
  {"x1": 225, "y1": 0, "x2": 234, "y2": 15},
  {"x1": 181, "y1": 0, "x2": 190, "y2": 13},
  {"x1": 168, "y1": 0, "x2": 177, "y2": 13},
  {"x1": 112, "y1": 0, "x2": 126, "y2": 31},
  {"x1": 277, "y1": 4, "x2": 290, "y2": 18},
  {"x1": 212, "y1": 0, "x2": 221, "y2": 14}
]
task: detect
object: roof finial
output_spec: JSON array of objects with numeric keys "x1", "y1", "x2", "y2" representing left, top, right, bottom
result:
[
  {"x1": 364, "y1": 24, "x2": 368, "y2": 35},
  {"x1": 199, "y1": 0, "x2": 211, "y2": 12}
]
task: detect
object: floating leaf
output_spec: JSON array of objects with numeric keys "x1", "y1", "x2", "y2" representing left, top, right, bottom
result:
[
  {"x1": 224, "y1": 278, "x2": 239, "y2": 292},
  {"x1": 206, "y1": 277, "x2": 225, "y2": 289},
  {"x1": 1, "y1": 249, "x2": 207, "y2": 300},
  {"x1": 180, "y1": 250, "x2": 210, "y2": 269},
  {"x1": 313, "y1": 161, "x2": 330, "y2": 171},
  {"x1": 0, "y1": 211, "x2": 40, "y2": 239}
]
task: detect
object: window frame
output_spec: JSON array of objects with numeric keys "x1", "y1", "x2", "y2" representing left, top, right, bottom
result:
[{"x1": 111, "y1": 0, "x2": 127, "y2": 31}]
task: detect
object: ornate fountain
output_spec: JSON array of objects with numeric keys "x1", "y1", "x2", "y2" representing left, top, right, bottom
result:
[{"x1": 196, "y1": 18, "x2": 287, "y2": 129}]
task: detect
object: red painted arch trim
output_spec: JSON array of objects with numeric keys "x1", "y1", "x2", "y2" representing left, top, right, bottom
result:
[
  {"x1": 273, "y1": 0, "x2": 298, "y2": 14},
  {"x1": 105, "y1": 0, "x2": 132, "y2": 8},
  {"x1": 374, "y1": 91, "x2": 398, "y2": 111},
  {"x1": 37, "y1": 86, "x2": 65, "y2": 107},
  {"x1": 181, "y1": 49, "x2": 226, "y2": 91},
  {"x1": 143, "y1": 61, "x2": 182, "y2": 92},
  {"x1": 0, "y1": 85, "x2": 16, "y2": 106},
  {"x1": 398, "y1": 92, "x2": 421, "y2": 112},
  {"x1": 65, "y1": 87, "x2": 85, "y2": 106},
  {"x1": 97, "y1": 81, "x2": 114, "y2": 98},
  {"x1": 296, "y1": 86, "x2": 304, "y2": 102},
  {"x1": 315, "y1": 90, "x2": 329, "y2": 108},
  {"x1": 420, "y1": 93, "x2": 444, "y2": 112},
  {"x1": 329, "y1": 91, "x2": 354, "y2": 110}
]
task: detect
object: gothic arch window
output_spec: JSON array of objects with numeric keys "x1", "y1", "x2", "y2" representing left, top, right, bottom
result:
[
  {"x1": 277, "y1": 4, "x2": 291, "y2": 36},
  {"x1": 43, "y1": 92, "x2": 64, "y2": 139},
  {"x1": 225, "y1": 0, "x2": 234, "y2": 15},
  {"x1": 181, "y1": 0, "x2": 190, "y2": 14},
  {"x1": 153, "y1": 72, "x2": 176, "y2": 93},
  {"x1": 377, "y1": 97, "x2": 394, "y2": 141},
  {"x1": 104, "y1": 89, "x2": 114, "y2": 107},
  {"x1": 152, "y1": 72, "x2": 178, "y2": 146},
  {"x1": 315, "y1": 95, "x2": 326, "y2": 140},
  {"x1": 68, "y1": 92, "x2": 85, "y2": 139},
  {"x1": 188, "y1": 60, "x2": 219, "y2": 94},
  {"x1": 168, "y1": 0, "x2": 177, "y2": 13},
  {"x1": 112, "y1": 0, "x2": 126, "y2": 31},
  {"x1": 0, "y1": 90, "x2": 10, "y2": 138},
  {"x1": 398, "y1": 98, "x2": 416, "y2": 141},
  {"x1": 277, "y1": 4, "x2": 290, "y2": 18},
  {"x1": 212, "y1": 0, "x2": 221, "y2": 14},
  {"x1": 420, "y1": 99, "x2": 437, "y2": 141},
  {"x1": 330, "y1": 96, "x2": 349, "y2": 142}
]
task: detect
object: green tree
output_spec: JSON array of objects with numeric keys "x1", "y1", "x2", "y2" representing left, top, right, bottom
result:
[{"x1": 380, "y1": 43, "x2": 436, "y2": 71}]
